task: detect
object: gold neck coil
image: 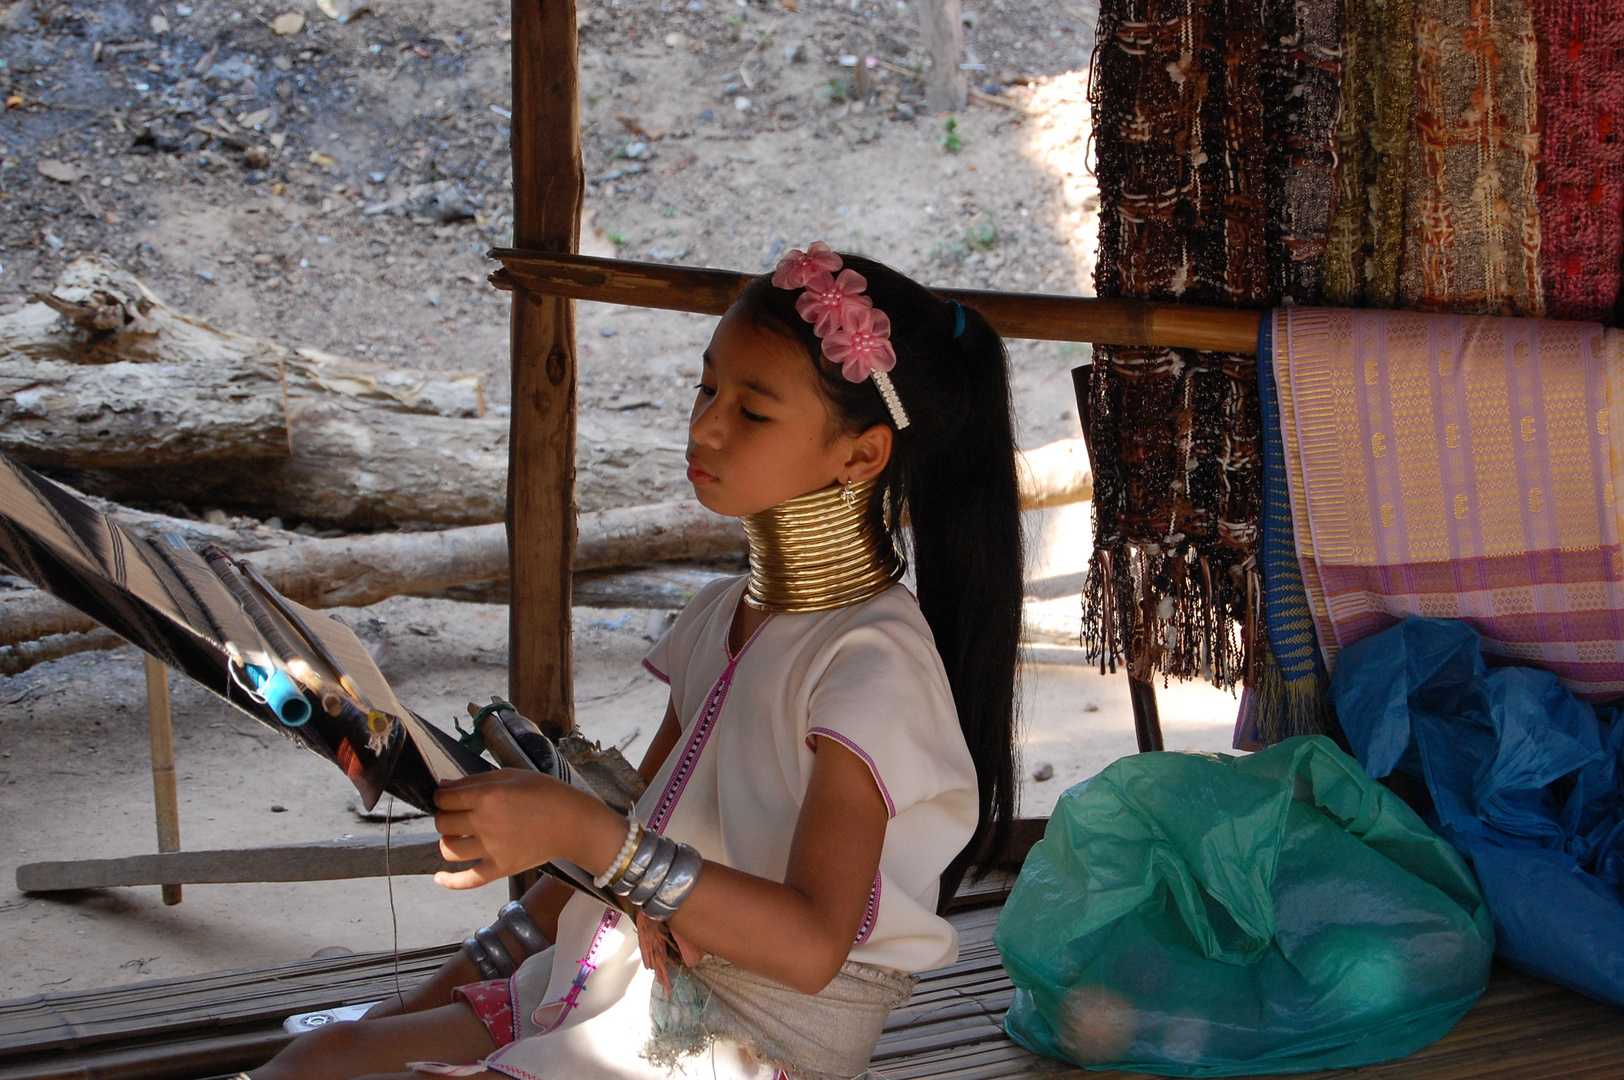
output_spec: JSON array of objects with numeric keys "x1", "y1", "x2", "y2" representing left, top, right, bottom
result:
[{"x1": 741, "y1": 479, "x2": 903, "y2": 613}]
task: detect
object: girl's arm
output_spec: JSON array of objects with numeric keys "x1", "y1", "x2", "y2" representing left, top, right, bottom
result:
[
  {"x1": 366, "y1": 701, "x2": 686, "y2": 1018},
  {"x1": 433, "y1": 730, "x2": 887, "y2": 996}
]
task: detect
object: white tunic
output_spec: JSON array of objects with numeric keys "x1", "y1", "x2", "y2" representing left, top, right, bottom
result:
[{"x1": 469, "y1": 575, "x2": 979, "y2": 1079}]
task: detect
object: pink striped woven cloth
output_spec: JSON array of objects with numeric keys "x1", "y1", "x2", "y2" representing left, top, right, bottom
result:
[{"x1": 1273, "y1": 306, "x2": 1624, "y2": 701}]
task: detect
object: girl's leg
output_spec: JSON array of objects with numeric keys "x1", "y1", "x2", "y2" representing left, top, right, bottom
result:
[{"x1": 250, "y1": 1002, "x2": 497, "y2": 1080}]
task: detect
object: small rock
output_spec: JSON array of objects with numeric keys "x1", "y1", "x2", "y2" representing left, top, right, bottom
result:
[
  {"x1": 895, "y1": 103, "x2": 916, "y2": 121},
  {"x1": 271, "y1": 11, "x2": 306, "y2": 35},
  {"x1": 664, "y1": 31, "x2": 686, "y2": 48},
  {"x1": 271, "y1": 803, "x2": 288, "y2": 812},
  {"x1": 150, "y1": 13, "x2": 170, "y2": 33},
  {"x1": 203, "y1": 508, "x2": 229, "y2": 525},
  {"x1": 311, "y1": 945, "x2": 354, "y2": 959},
  {"x1": 264, "y1": 516, "x2": 284, "y2": 529},
  {"x1": 309, "y1": 150, "x2": 336, "y2": 168},
  {"x1": 252, "y1": 253, "x2": 276, "y2": 266},
  {"x1": 36, "y1": 159, "x2": 84, "y2": 183},
  {"x1": 272, "y1": 54, "x2": 294, "y2": 72},
  {"x1": 1031, "y1": 761, "x2": 1054, "y2": 782},
  {"x1": 1083, "y1": 701, "x2": 1099, "y2": 712},
  {"x1": 599, "y1": 326, "x2": 617, "y2": 337},
  {"x1": 735, "y1": 97, "x2": 752, "y2": 111},
  {"x1": 122, "y1": 173, "x2": 139, "y2": 185},
  {"x1": 243, "y1": 146, "x2": 272, "y2": 169},
  {"x1": 783, "y1": 42, "x2": 806, "y2": 63}
]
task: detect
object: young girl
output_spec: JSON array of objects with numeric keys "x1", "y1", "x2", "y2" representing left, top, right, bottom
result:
[{"x1": 248, "y1": 245, "x2": 1024, "y2": 1080}]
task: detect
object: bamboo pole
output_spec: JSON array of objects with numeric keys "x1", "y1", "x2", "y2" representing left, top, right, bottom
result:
[
  {"x1": 489, "y1": 251, "x2": 1264, "y2": 354},
  {"x1": 508, "y1": 0, "x2": 583, "y2": 740},
  {"x1": 143, "y1": 654, "x2": 182, "y2": 906}
]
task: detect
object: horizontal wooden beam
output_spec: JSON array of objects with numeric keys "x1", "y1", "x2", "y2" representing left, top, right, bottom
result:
[
  {"x1": 16, "y1": 834, "x2": 466, "y2": 892},
  {"x1": 489, "y1": 250, "x2": 1263, "y2": 354}
]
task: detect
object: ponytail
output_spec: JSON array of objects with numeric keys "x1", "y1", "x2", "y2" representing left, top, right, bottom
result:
[{"x1": 735, "y1": 258, "x2": 1024, "y2": 898}]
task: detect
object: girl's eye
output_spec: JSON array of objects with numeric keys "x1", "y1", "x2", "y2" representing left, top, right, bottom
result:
[
  {"x1": 740, "y1": 407, "x2": 769, "y2": 423},
  {"x1": 694, "y1": 382, "x2": 716, "y2": 397}
]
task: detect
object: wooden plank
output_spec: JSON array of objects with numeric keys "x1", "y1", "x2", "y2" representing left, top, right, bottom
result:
[
  {"x1": 15, "y1": 835, "x2": 461, "y2": 892},
  {"x1": 489, "y1": 251, "x2": 1265, "y2": 354},
  {"x1": 506, "y1": 0, "x2": 582, "y2": 739},
  {"x1": 142, "y1": 656, "x2": 182, "y2": 906},
  {"x1": 6, "y1": 896, "x2": 1624, "y2": 1080}
]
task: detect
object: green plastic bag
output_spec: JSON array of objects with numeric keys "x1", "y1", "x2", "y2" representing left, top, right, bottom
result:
[{"x1": 995, "y1": 736, "x2": 1493, "y2": 1076}]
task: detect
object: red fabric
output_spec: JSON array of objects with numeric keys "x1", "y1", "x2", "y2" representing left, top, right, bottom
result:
[
  {"x1": 1533, "y1": 0, "x2": 1624, "y2": 321},
  {"x1": 454, "y1": 977, "x2": 518, "y2": 1049}
]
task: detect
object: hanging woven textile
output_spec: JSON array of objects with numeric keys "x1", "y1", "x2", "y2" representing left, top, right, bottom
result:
[
  {"x1": 1261, "y1": 0, "x2": 1344, "y2": 304},
  {"x1": 1531, "y1": 1, "x2": 1624, "y2": 322},
  {"x1": 1084, "y1": 0, "x2": 1268, "y2": 692},
  {"x1": 1400, "y1": 0, "x2": 1544, "y2": 316},
  {"x1": 1321, "y1": 0, "x2": 1415, "y2": 307},
  {"x1": 1085, "y1": 0, "x2": 1345, "y2": 715}
]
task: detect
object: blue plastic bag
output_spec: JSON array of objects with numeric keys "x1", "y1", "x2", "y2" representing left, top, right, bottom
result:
[
  {"x1": 995, "y1": 737, "x2": 1493, "y2": 1076},
  {"x1": 1330, "y1": 616, "x2": 1624, "y2": 1008}
]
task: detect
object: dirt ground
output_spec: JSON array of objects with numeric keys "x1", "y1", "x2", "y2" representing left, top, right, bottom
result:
[{"x1": 0, "y1": 0, "x2": 1241, "y2": 1000}]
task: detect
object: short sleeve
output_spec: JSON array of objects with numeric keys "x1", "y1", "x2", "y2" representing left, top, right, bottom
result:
[
  {"x1": 641, "y1": 574, "x2": 744, "y2": 721},
  {"x1": 803, "y1": 618, "x2": 976, "y2": 820},
  {"x1": 643, "y1": 628, "x2": 674, "y2": 686}
]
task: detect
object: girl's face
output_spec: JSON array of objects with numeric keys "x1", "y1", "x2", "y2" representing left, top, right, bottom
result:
[{"x1": 686, "y1": 306, "x2": 891, "y2": 517}]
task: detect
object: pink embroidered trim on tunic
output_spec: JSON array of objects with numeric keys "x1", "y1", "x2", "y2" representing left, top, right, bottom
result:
[
  {"x1": 856, "y1": 872, "x2": 882, "y2": 945},
  {"x1": 498, "y1": 607, "x2": 776, "y2": 1048},
  {"x1": 805, "y1": 727, "x2": 896, "y2": 818},
  {"x1": 642, "y1": 657, "x2": 670, "y2": 684}
]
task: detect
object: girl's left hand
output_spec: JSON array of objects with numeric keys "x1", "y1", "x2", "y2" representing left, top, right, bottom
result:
[{"x1": 432, "y1": 769, "x2": 614, "y2": 890}]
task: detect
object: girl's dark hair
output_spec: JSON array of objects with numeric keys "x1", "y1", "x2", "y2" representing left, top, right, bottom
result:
[{"x1": 734, "y1": 255, "x2": 1023, "y2": 901}]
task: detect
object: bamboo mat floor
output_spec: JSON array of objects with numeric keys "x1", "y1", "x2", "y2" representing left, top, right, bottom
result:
[{"x1": 2, "y1": 901, "x2": 1620, "y2": 1080}]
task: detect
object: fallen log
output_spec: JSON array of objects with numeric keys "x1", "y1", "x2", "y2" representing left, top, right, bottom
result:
[
  {"x1": 0, "y1": 499, "x2": 748, "y2": 649},
  {"x1": 0, "y1": 355, "x2": 290, "y2": 468},
  {"x1": 1, "y1": 258, "x2": 485, "y2": 471},
  {"x1": 63, "y1": 401, "x2": 511, "y2": 528},
  {"x1": 0, "y1": 628, "x2": 126, "y2": 676},
  {"x1": 1017, "y1": 438, "x2": 1091, "y2": 508}
]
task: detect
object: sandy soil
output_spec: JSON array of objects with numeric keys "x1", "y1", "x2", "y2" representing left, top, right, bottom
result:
[{"x1": 0, "y1": 0, "x2": 1244, "y2": 1001}]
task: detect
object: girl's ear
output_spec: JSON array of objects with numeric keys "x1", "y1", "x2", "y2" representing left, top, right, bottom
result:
[{"x1": 842, "y1": 423, "x2": 894, "y2": 484}]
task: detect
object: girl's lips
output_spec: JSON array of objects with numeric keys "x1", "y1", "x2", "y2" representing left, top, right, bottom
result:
[{"x1": 686, "y1": 465, "x2": 718, "y2": 484}]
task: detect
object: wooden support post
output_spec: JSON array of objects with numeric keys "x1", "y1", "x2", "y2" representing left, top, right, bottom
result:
[
  {"x1": 144, "y1": 654, "x2": 182, "y2": 905},
  {"x1": 508, "y1": 0, "x2": 583, "y2": 740},
  {"x1": 919, "y1": 0, "x2": 967, "y2": 114}
]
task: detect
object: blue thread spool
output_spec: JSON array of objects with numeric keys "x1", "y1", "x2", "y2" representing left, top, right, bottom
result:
[{"x1": 247, "y1": 666, "x2": 312, "y2": 727}]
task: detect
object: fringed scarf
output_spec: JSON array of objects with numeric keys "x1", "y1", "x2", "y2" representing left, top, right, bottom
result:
[
  {"x1": 1400, "y1": 0, "x2": 1544, "y2": 316},
  {"x1": 1262, "y1": 0, "x2": 1343, "y2": 304},
  {"x1": 1531, "y1": 0, "x2": 1624, "y2": 322},
  {"x1": 1086, "y1": 0, "x2": 1344, "y2": 720},
  {"x1": 1085, "y1": 0, "x2": 1266, "y2": 691},
  {"x1": 1322, "y1": 0, "x2": 1415, "y2": 307}
]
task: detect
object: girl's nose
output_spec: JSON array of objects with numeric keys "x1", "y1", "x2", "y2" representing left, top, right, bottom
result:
[{"x1": 690, "y1": 396, "x2": 725, "y2": 447}]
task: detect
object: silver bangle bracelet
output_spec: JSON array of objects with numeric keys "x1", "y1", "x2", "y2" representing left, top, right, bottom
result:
[
  {"x1": 610, "y1": 827, "x2": 663, "y2": 897},
  {"x1": 475, "y1": 924, "x2": 517, "y2": 977},
  {"x1": 625, "y1": 835, "x2": 679, "y2": 906},
  {"x1": 461, "y1": 934, "x2": 501, "y2": 981},
  {"x1": 641, "y1": 843, "x2": 703, "y2": 921},
  {"x1": 499, "y1": 901, "x2": 549, "y2": 955}
]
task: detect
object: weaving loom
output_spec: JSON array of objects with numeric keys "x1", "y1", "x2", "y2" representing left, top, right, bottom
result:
[{"x1": 0, "y1": 452, "x2": 485, "y2": 813}]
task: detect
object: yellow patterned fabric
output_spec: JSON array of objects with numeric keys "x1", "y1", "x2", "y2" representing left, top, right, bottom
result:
[{"x1": 1275, "y1": 307, "x2": 1624, "y2": 701}]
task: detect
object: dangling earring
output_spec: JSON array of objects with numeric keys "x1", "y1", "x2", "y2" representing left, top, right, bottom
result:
[{"x1": 841, "y1": 477, "x2": 856, "y2": 508}]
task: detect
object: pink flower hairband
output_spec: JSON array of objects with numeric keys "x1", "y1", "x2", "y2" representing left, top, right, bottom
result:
[{"x1": 771, "y1": 242, "x2": 910, "y2": 429}]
